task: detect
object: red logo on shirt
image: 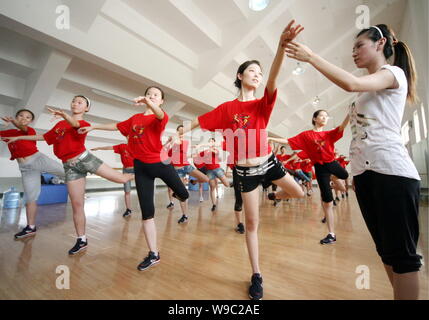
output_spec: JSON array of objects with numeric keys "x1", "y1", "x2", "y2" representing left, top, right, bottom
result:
[
  {"x1": 55, "y1": 127, "x2": 66, "y2": 141},
  {"x1": 314, "y1": 139, "x2": 326, "y2": 150},
  {"x1": 130, "y1": 125, "x2": 145, "y2": 143},
  {"x1": 232, "y1": 114, "x2": 251, "y2": 129}
]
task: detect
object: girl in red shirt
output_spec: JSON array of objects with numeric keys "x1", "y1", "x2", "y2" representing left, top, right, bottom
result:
[
  {"x1": 192, "y1": 150, "x2": 208, "y2": 202},
  {"x1": 1, "y1": 109, "x2": 65, "y2": 239},
  {"x1": 79, "y1": 87, "x2": 189, "y2": 272},
  {"x1": 269, "y1": 110, "x2": 350, "y2": 245},
  {"x1": 181, "y1": 21, "x2": 305, "y2": 300},
  {"x1": 91, "y1": 141, "x2": 135, "y2": 217},
  {"x1": 163, "y1": 125, "x2": 209, "y2": 222},
  {"x1": 5, "y1": 96, "x2": 133, "y2": 255}
]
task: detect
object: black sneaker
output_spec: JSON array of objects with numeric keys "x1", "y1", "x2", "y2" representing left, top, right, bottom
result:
[
  {"x1": 321, "y1": 217, "x2": 326, "y2": 223},
  {"x1": 172, "y1": 192, "x2": 187, "y2": 202},
  {"x1": 137, "y1": 251, "x2": 160, "y2": 271},
  {"x1": 166, "y1": 202, "x2": 174, "y2": 209},
  {"x1": 341, "y1": 193, "x2": 345, "y2": 199},
  {"x1": 14, "y1": 225, "x2": 37, "y2": 239},
  {"x1": 249, "y1": 273, "x2": 263, "y2": 300},
  {"x1": 345, "y1": 192, "x2": 349, "y2": 197},
  {"x1": 333, "y1": 199, "x2": 337, "y2": 206},
  {"x1": 68, "y1": 238, "x2": 88, "y2": 255},
  {"x1": 335, "y1": 197, "x2": 340, "y2": 201},
  {"x1": 235, "y1": 223, "x2": 245, "y2": 234},
  {"x1": 320, "y1": 234, "x2": 336, "y2": 245},
  {"x1": 122, "y1": 209, "x2": 132, "y2": 217},
  {"x1": 178, "y1": 215, "x2": 188, "y2": 224},
  {"x1": 211, "y1": 204, "x2": 217, "y2": 212},
  {"x1": 267, "y1": 192, "x2": 276, "y2": 201}
]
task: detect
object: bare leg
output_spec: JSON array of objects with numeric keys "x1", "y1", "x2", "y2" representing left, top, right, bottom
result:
[
  {"x1": 271, "y1": 173, "x2": 305, "y2": 199},
  {"x1": 142, "y1": 218, "x2": 158, "y2": 255},
  {"x1": 67, "y1": 178, "x2": 86, "y2": 237},
  {"x1": 242, "y1": 189, "x2": 261, "y2": 274},
  {"x1": 124, "y1": 191, "x2": 131, "y2": 210},
  {"x1": 393, "y1": 271, "x2": 419, "y2": 300},
  {"x1": 95, "y1": 163, "x2": 134, "y2": 184},
  {"x1": 209, "y1": 180, "x2": 217, "y2": 206},
  {"x1": 322, "y1": 201, "x2": 335, "y2": 234},
  {"x1": 25, "y1": 201, "x2": 37, "y2": 226},
  {"x1": 189, "y1": 169, "x2": 209, "y2": 183}
]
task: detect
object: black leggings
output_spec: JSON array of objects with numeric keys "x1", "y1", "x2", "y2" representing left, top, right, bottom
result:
[
  {"x1": 134, "y1": 159, "x2": 189, "y2": 220},
  {"x1": 314, "y1": 161, "x2": 348, "y2": 203},
  {"x1": 232, "y1": 168, "x2": 243, "y2": 212}
]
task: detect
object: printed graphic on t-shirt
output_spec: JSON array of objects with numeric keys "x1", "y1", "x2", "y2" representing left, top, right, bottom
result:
[
  {"x1": 313, "y1": 139, "x2": 326, "y2": 151},
  {"x1": 350, "y1": 102, "x2": 377, "y2": 142},
  {"x1": 130, "y1": 125, "x2": 145, "y2": 143},
  {"x1": 232, "y1": 114, "x2": 251, "y2": 129},
  {"x1": 55, "y1": 127, "x2": 67, "y2": 141}
]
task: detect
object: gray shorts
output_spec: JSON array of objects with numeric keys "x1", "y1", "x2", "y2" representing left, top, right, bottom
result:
[
  {"x1": 63, "y1": 151, "x2": 103, "y2": 182},
  {"x1": 206, "y1": 167, "x2": 225, "y2": 180},
  {"x1": 18, "y1": 152, "x2": 65, "y2": 202},
  {"x1": 123, "y1": 167, "x2": 134, "y2": 192}
]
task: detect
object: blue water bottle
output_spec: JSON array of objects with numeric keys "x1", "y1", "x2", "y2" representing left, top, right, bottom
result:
[{"x1": 2, "y1": 187, "x2": 21, "y2": 208}]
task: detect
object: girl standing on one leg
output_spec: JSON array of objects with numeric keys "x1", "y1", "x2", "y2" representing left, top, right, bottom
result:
[
  {"x1": 269, "y1": 110, "x2": 350, "y2": 244},
  {"x1": 5, "y1": 97, "x2": 134, "y2": 255},
  {"x1": 91, "y1": 142, "x2": 135, "y2": 217},
  {"x1": 79, "y1": 86, "x2": 189, "y2": 271},
  {"x1": 181, "y1": 20, "x2": 305, "y2": 300},
  {"x1": 1, "y1": 109, "x2": 65, "y2": 239},
  {"x1": 285, "y1": 23, "x2": 422, "y2": 299}
]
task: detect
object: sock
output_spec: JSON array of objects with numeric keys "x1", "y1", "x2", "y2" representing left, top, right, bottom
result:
[
  {"x1": 329, "y1": 232, "x2": 335, "y2": 237},
  {"x1": 79, "y1": 235, "x2": 87, "y2": 242},
  {"x1": 29, "y1": 225, "x2": 36, "y2": 230}
]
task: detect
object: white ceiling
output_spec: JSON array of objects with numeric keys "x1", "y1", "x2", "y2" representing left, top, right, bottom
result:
[{"x1": 0, "y1": 0, "x2": 408, "y2": 146}]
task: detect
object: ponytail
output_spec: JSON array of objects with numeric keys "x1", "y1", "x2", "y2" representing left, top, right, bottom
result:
[{"x1": 393, "y1": 41, "x2": 418, "y2": 104}]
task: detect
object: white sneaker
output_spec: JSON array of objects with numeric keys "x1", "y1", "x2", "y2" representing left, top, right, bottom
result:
[{"x1": 199, "y1": 196, "x2": 204, "y2": 202}]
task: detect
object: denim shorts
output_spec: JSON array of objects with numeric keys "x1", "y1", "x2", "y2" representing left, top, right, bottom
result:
[
  {"x1": 206, "y1": 167, "x2": 225, "y2": 180},
  {"x1": 63, "y1": 151, "x2": 103, "y2": 182},
  {"x1": 175, "y1": 165, "x2": 196, "y2": 178},
  {"x1": 123, "y1": 167, "x2": 134, "y2": 192}
]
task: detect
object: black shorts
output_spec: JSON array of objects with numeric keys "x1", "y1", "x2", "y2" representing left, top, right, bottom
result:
[
  {"x1": 314, "y1": 161, "x2": 348, "y2": 202},
  {"x1": 235, "y1": 154, "x2": 286, "y2": 193},
  {"x1": 354, "y1": 170, "x2": 422, "y2": 274}
]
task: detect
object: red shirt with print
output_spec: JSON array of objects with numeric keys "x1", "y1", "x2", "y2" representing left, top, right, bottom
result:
[
  {"x1": 43, "y1": 120, "x2": 89, "y2": 162},
  {"x1": 300, "y1": 160, "x2": 313, "y2": 173},
  {"x1": 168, "y1": 140, "x2": 190, "y2": 167},
  {"x1": 117, "y1": 112, "x2": 169, "y2": 164},
  {"x1": 288, "y1": 127, "x2": 343, "y2": 164},
  {"x1": 1, "y1": 127, "x2": 38, "y2": 160},
  {"x1": 204, "y1": 149, "x2": 221, "y2": 170},
  {"x1": 113, "y1": 143, "x2": 134, "y2": 168},
  {"x1": 198, "y1": 88, "x2": 277, "y2": 162}
]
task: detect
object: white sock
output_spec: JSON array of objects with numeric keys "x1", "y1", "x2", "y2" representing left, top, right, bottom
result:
[
  {"x1": 78, "y1": 235, "x2": 87, "y2": 242},
  {"x1": 29, "y1": 225, "x2": 36, "y2": 229},
  {"x1": 329, "y1": 232, "x2": 335, "y2": 237}
]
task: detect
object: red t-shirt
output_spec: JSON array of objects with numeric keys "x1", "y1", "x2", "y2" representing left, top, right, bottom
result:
[
  {"x1": 193, "y1": 151, "x2": 206, "y2": 169},
  {"x1": 288, "y1": 127, "x2": 344, "y2": 165},
  {"x1": 168, "y1": 140, "x2": 190, "y2": 167},
  {"x1": 1, "y1": 127, "x2": 38, "y2": 160},
  {"x1": 43, "y1": 120, "x2": 89, "y2": 162},
  {"x1": 204, "y1": 149, "x2": 221, "y2": 170},
  {"x1": 113, "y1": 143, "x2": 134, "y2": 168},
  {"x1": 117, "y1": 112, "x2": 169, "y2": 164},
  {"x1": 198, "y1": 88, "x2": 277, "y2": 162},
  {"x1": 291, "y1": 160, "x2": 301, "y2": 170},
  {"x1": 300, "y1": 160, "x2": 313, "y2": 173}
]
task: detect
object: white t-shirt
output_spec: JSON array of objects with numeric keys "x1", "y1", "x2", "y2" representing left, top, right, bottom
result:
[{"x1": 349, "y1": 64, "x2": 420, "y2": 180}]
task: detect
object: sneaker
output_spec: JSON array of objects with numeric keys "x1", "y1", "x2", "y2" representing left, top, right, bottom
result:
[
  {"x1": 199, "y1": 196, "x2": 204, "y2": 202},
  {"x1": 333, "y1": 199, "x2": 337, "y2": 206},
  {"x1": 68, "y1": 238, "x2": 88, "y2": 255},
  {"x1": 341, "y1": 193, "x2": 345, "y2": 199},
  {"x1": 166, "y1": 202, "x2": 174, "y2": 209},
  {"x1": 249, "y1": 273, "x2": 263, "y2": 300},
  {"x1": 267, "y1": 193, "x2": 276, "y2": 201},
  {"x1": 335, "y1": 196, "x2": 340, "y2": 201},
  {"x1": 14, "y1": 225, "x2": 37, "y2": 239},
  {"x1": 178, "y1": 215, "x2": 188, "y2": 224},
  {"x1": 122, "y1": 209, "x2": 132, "y2": 217},
  {"x1": 172, "y1": 192, "x2": 186, "y2": 202},
  {"x1": 137, "y1": 251, "x2": 160, "y2": 271},
  {"x1": 273, "y1": 199, "x2": 281, "y2": 207},
  {"x1": 235, "y1": 223, "x2": 245, "y2": 234},
  {"x1": 211, "y1": 204, "x2": 217, "y2": 212},
  {"x1": 321, "y1": 217, "x2": 326, "y2": 223},
  {"x1": 190, "y1": 179, "x2": 198, "y2": 185},
  {"x1": 345, "y1": 192, "x2": 349, "y2": 197},
  {"x1": 320, "y1": 234, "x2": 336, "y2": 245}
]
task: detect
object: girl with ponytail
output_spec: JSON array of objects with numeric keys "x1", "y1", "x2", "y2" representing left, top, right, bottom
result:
[{"x1": 284, "y1": 23, "x2": 422, "y2": 299}]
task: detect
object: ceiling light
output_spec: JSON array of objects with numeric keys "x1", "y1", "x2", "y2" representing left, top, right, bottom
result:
[
  {"x1": 91, "y1": 88, "x2": 134, "y2": 105},
  {"x1": 249, "y1": 0, "x2": 270, "y2": 11},
  {"x1": 292, "y1": 62, "x2": 305, "y2": 75},
  {"x1": 312, "y1": 96, "x2": 320, "y2": 107}
]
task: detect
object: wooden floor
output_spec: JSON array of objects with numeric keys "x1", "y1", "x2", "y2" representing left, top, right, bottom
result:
[{"x1": 0, "y1": 185, "x2": 427, "y2": 300}]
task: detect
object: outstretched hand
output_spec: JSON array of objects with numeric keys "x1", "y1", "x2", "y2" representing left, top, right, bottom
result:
[
  {"x1": 284, "y1": 41, "x2": 313, "y2": 63},
  {"x1": 279, "y1": 20, "x2": 304, "y2": 48},
  {"x1": 1, "y1": 116, "x2": 14, "y2": 126},
  {"x1": 47, "y1": 107, "x2": 68, "y2": 121}
]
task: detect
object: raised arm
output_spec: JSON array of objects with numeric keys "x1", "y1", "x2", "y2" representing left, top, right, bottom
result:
[
  {"x1": 285, "y1": 41, "x2": 396, "y2": 92},
  {"x1": 133, "y1": 96, "x2": 164, "y2": 120},
  {"x1": 338, "y1": 114, "x2": 350, "y2": 131},
  {"x1": 266, "y1": 20, "x2": 304, "y2": 96},
  {"x1": 1, "y1": 116, "x2": 28, "y2": 132},
  {"x1": 47, "y1": 107, "x2": 80, "y2": 128},
  {"x1": 78, "y1": 122, "x2": 119, "y2": 134},
  {"x1": 268, "y1": 137, "x2": 289, "y2": 145},
  {"x1": 2, "y1": 134, "x2": 44, "y2": 144}
]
